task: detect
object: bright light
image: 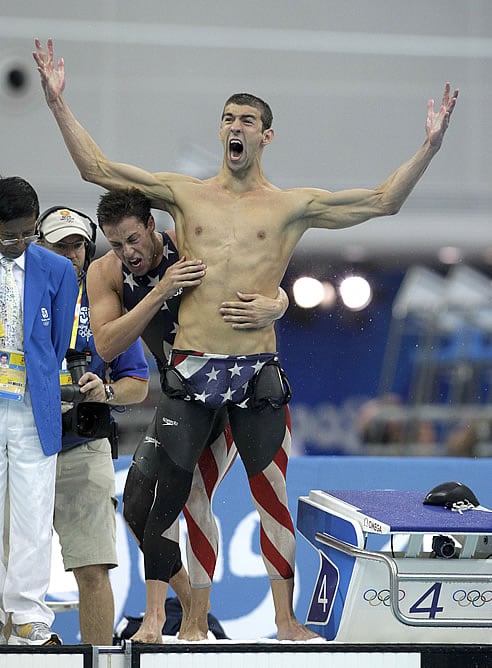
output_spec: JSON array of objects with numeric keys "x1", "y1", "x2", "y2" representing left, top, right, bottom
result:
[
  {"x1": 339, "y1": 275, "x2": 372, "y2": 311},
  {"x1": 292, "y1": 276, "x2": 325, "y2": 309}
]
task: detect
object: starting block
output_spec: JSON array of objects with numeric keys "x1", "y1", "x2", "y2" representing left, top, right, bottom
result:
[{"x1": 297, "y1": 489, "x2": 492, "y2": 643}]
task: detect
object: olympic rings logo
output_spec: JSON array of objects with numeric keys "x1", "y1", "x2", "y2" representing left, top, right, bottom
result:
[
  {"x1": 453, "y1": 590, "x2": 492, "y2": 607},
  {"x1": 363, "y1": 588, "x2": 405, "y2": 606}
]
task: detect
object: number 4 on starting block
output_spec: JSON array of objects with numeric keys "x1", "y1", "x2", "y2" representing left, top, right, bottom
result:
[{"x1": 306, "y1": 551, "x2": 339, "y2": 625}]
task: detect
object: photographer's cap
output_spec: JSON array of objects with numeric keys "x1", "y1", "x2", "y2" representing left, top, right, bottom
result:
[{"x1": 39, "y1": 209, "x2": 92, "y2": 244}]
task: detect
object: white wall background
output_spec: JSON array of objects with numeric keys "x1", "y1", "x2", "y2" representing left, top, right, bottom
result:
[{"x1": 0, "y1": 1, "x2": 490, "y2": 264}]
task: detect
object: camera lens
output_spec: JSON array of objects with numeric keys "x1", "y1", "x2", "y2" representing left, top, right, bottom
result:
[
  {"x1": 60, "y1": 349, "x2": 88, "y2": 402},
  {"x1": 76, "y1": 404, "x2": 98, "y2": 438},
  {"x1": 432, "y1": 535, "x2": 455, "y2": 559}
]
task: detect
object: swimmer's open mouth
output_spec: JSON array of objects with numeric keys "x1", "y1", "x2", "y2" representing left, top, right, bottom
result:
[{"x1": 229, "y1": 139, "x2": 244, "y2": 159}]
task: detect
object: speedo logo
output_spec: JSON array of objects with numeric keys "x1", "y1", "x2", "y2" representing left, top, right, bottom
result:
[
  {"x1": 144, "y1": 436, "x2": 160, "y2": 446},
  {"x1": 161, "y1": 416, "x2": 179, "y2": 427}
]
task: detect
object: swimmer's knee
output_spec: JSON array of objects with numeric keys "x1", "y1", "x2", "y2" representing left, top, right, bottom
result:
[
  {"x1": 170, "y1": 553, "x2": 183, "y2": 578},
  {"x1": 142, "y1": 535, "x2": 180, "y2": 583},
  {"x1": 123, "y1": 464, "x2": 157, "y2": 543}
]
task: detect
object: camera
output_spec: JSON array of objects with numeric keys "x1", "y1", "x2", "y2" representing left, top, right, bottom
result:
[
  {"x1": 432, "y1": 534, "x2": 456, "y2": 559},
  {"x1": 61, "y1": 348, "x2": 89, "y2": 403},
  {"x1": 61, "y1": 348, "x2": 111, "y2": 440}
]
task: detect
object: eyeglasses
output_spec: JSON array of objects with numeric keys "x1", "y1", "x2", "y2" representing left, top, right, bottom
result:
[
  {"x1": 47, "y1": 240, "x2": 85, "y2": 252},
  {"x1": 0, "y1": 234, "x2": 39, "y2": 247}
]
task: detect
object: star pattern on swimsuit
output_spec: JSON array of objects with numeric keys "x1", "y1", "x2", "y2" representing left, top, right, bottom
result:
[
  {"x1": 162, "y1": 242, "x2": 176, "y2": 260},
  {"x1": 252, "y1": 359, "x2": 264, "y2": 373},
  {"x1": 121, "y1": 233, "x2": 181, "y2": 376},
  {"x1": 174, "y1": 353, "x2": 277, "y2": 409},
  {"x1": 206, "y1": 366, "x2": 220, "y2": 382},
  {"x1": 123, "y1": 272, "x2": 138, "y2": 291},
  {"x1": 148, "y1": 275, "x2": 160, "y2": 288},
  {"x1": 128, "y1": 271, "x2": 175, "y2": 313},
  {"x1": 195, "y1": 389, "x2": 211, "y2": 403},
  {"x1": 228, "y1": 362, "x2": 243, "y2": 378},
  {"x1": 220, "y1": 387, "x2": 235, "y2": 403}
]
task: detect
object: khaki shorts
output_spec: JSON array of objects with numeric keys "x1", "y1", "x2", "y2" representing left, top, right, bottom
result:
[{"x1": 54, "y1": 438, "x2": 118, "y2": 571}]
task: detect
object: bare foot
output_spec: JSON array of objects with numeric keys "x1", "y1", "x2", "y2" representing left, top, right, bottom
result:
[
  {"x1": 277, "y1": 620, "x2": 324, "y2": 641},
  {"x1": 131, "y1": 617, "x2": 164, "y2": 644},
  {"x1": 178, "y1": 587, "x2": 211, "y2": 641},
  {"x1": 178, "y1": 616, "x2": 209, "y2": 641},
  {"x1": 178, "y1": 626, "x2": 209, "y2": 642},
  {"x1": 177, "y1": 610, "x2": 188, "y2": 639}
]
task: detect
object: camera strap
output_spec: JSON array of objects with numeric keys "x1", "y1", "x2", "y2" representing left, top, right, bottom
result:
[{"x1": 69, "y1": 283, "x2": 84, "y2": 349}]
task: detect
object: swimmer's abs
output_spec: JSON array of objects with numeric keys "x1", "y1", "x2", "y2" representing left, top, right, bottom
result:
[{"x1": 174, "y1": 307, "x2": 277, "y2": 356}]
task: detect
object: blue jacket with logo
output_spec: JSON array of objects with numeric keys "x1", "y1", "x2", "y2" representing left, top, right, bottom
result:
[{"x1": 23, "y1": 243, "x2": 79, "y2": 456}]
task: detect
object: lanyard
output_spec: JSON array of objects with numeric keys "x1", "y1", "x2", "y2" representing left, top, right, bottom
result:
[{"x1": 70, "y1": 282, "x2": 84, "y2": 349}]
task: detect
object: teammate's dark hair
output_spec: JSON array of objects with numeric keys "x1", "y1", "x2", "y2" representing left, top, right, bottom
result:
[{"x1": 97, "y1": 188, "x2": 152, "y2": 230}]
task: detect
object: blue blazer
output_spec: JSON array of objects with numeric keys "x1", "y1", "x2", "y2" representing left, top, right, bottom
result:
[{"x1": 23, "y1": 243, "x2": 79, "y2": 456}]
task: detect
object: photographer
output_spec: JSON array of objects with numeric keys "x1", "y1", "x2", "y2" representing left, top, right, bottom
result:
[{"x1": 37, "y1": 207, "x2": 149, "y2": 645}]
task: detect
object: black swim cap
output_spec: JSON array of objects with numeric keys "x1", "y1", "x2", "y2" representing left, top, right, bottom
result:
[{"x1": 423, "y1": 481, "x2": 479, "y2": 509}]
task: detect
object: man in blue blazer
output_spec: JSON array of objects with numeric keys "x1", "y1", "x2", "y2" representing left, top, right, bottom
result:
[{"x1": 0, "y1": 176, "x2": 78, "y2": 646}]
